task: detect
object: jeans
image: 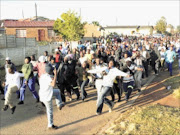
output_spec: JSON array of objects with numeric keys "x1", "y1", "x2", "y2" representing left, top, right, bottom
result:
[
  {"x1": 19, "y1": 77, "x2": 39, "y2": 101},
  {"x1": 79, "y1": 79, "x2": 89, "y2": 100},
  {"x1": 143, "y1": 61, "x2": 149, "y2": 77},
  {"x1": 97, "y1": 86, "x2": 113, "y2": 113},
  {"x1": 134, "y1": 71, "x2": 142, "y2": 89},
  {"x1": 123, "y1": 81, "x2": 134, "y2": 100},
  {"x1": 166, "y1": 62, "x2": 173, "y2": 76},
  {"x1": 43, "y1": 89, "x2": 63, "y2": 128}
]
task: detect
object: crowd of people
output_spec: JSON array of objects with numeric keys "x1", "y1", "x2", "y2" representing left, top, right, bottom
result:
[{"x1": 0, "y1": 35, "x2": 179, "y2": 130}]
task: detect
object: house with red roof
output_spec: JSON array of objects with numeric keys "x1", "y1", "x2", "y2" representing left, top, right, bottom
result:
[{"x1": 1, "y1": 20, "x2": 59, "y2": 41}]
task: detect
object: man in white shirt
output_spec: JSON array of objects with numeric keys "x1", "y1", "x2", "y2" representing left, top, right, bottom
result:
[
  {"x1": 39, "y1": 63, "x2": 64, "y2": 130},
  {"x1": 2, "y1": 66, "x2": 24, "y2": 114},
  {"x1": 89, "y1": 60, "x2": 129, "y2": 115}
]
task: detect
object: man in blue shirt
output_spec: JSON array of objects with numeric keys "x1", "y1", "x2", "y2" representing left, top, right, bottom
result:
[{"x1": 165, "y1": 46, "x2": 176, "y2": 76}]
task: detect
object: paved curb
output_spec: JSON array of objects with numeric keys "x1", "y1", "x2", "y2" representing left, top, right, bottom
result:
[{"x1": 96, "y1": 75, "x2": 156, "y2": 135}]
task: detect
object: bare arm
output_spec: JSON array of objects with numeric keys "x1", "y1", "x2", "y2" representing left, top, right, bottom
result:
[{"x1": 51, "y1": 68, "x2": 57, "y2": 87}]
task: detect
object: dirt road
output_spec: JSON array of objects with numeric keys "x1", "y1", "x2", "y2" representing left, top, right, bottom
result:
[{"x1": 0, "y1": 76, "x2": 152, "y2": 135}]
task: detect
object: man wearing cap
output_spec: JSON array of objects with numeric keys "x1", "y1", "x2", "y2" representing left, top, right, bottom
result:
[
  {"x1": 34, "y1": 56, "x2": 46, "y2": 77},
  {"x1": 2, "y1": 65, "x2": 24, "y2": 114},
  {"x1": 39, "y1": 63, "x2": 64, "y2": 130},
  {"x1": 2, "y1": 57, "x2": 17, "y2": 100}
]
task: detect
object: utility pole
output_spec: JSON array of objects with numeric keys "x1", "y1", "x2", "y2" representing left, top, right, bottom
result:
[
  {"x1": 35, "y1": 3, "x2": 37, "y2": 21},
  {"x1": 22, "y1": 9, "x2": 24, "y2": 19}
]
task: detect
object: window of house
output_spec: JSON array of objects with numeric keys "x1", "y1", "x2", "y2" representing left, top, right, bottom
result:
[
  {"x1": 48, "y1": 29, "x2": 55, "y2": 38},
  {"x1": 16, "y1": 29, "x2": 26, "y2": 37}
]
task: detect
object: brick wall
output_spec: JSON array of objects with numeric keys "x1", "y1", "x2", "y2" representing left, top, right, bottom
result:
[{"x1": 5, "y1": 27, "x2": 51, "y2": 41}]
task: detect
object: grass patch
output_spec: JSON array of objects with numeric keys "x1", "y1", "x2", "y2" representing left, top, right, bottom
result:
[
  {"x1": 105, "y1": 104, "x2": 180, "y2": 135},
  {"x1": 173, "y1": 87, "x2": 180, "y2": 99}
]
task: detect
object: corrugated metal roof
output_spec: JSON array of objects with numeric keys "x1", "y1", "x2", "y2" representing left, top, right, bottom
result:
[{"x1": 4, "y1": 21, "x2": 54, "y2": 28}]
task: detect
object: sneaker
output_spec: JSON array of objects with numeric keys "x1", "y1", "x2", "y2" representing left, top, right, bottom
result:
[
  {"x1": 109, "y1": 102, "x2": 115, "y2": 113},
  {"x1": 11, "y1": 106, "x2": 16, "y2": 114},
  {"x1": 1, "y1": 97, "x2": 5, "y2": 100},
  {"x1": 41, "y1": 102, "x2": 45, "y2": 107},
  {"x1": 36, "y1": 98, "x2": 40, "y2": 103},
  {"x1": 58, "y1": 104, "x2": 65, "y2": 110},
  {"x1": 48, "y1": 125, "x2": 58, "y2": 130},
  {"x1": 156, "y1": 73, "x2": 159, "y2": 76},
  {"x1": 118, "y1": 99, "x2": 121, "y2": 102},
  {"x1": 96, "y1": 112, "x2": 101, "y2": 115},
  {"x1": 18, "y1": 101, "x2": 24, "y2": 105},
  {"x1": 2, "y1": 105, "x2": 8, "y2": 111}
]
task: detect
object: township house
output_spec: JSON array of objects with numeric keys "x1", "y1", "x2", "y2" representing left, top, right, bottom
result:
[
  {"x1": 103, "y1": 25, "x2": 154, "y2": 36},
  {"x1": 1, "y1": 20, "x2": 56, "y2": 41},
  {"x1": 0, "y1": 20, "x2": 101, "y2": 42}
]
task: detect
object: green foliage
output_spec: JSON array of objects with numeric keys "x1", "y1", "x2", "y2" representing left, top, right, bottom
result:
[
  {"x1": 156, "y1": 16, "x2": 167, "y2": 34},
  {"x1": 177, "y1": 25, "x2": 180, "y2": 33},
  {"x1": 53, "y1": 10, "x2": 85, "y2": 41},
  {"x1": 92, "y1": 21, "x2": 100, "y2": 26}
]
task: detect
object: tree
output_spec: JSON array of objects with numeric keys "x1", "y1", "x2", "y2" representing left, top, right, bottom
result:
[
  {"x1": 92, "y1": 21, "x2": 100, "y2": 26},
  {"x1": 156, "y1": 16, "x2": 167, "y2": 34},
  {"x1": 167, "y1": 24, "x2": 174, "y2": 34},
  {"x1": 53, "y1": 10, "x2": 85, "y2": 41},
  {"x1": 177, "y1": 25, "x2": 180, "y2": 33}
]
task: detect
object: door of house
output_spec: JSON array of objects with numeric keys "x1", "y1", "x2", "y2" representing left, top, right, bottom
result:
[{"x1": 38, "y1": 29, "x2": 45, "y2": 41}]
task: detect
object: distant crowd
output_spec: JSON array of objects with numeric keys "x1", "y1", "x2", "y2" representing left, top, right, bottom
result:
[{"x1": 0, "y1": 35, "x2": 180, "y2": 130}]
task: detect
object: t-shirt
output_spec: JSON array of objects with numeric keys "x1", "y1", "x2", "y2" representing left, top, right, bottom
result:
[
  {"x1": 39, "y1": 74, "x2": 53, "y2": 102},
  {"x1": 6, "y1": 72, "x2": 24, "y2": 89}
]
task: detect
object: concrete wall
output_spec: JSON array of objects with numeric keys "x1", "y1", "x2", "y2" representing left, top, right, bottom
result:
[{"x1": 0, "y1": 35, "x2": 61, "y2": 68}]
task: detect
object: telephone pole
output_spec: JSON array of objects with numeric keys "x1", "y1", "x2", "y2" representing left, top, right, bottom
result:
[{"x1": 35, "y1": 3, "x2": 37, "y2": 21}]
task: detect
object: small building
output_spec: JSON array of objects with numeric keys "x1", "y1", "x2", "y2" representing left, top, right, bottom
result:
[
  {"x1": 1, "y1": 20, "x2": 57, "y2": 41},
  {"x1": 103, "y1": 25, "x2": 154, "y2": 36}
]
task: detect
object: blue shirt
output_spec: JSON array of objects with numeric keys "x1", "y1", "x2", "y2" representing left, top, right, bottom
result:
[{"x1": 165, "y1": 50, "x2": 176, "y2": 63}]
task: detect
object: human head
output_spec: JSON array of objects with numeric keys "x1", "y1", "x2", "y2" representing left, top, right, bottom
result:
[
  {"x1": 5, "y1": 57, "x2": 11, "y2": 64},
  {"x1": 39, "y1": 56, "x2": 46, "y2": 63},
  {"x1": 124, "y1": 53, "x2": 128, "y2": 59},
  {"x1": 31, "y1": 55, "x2": 35, "y2": 61},
  {"x1": 82, "y1": 62, "x2": 87, "y2": 68},
  {"x1": 8, "y1": 65, "x2": 15, "y2": 74},
  {"x1": 108, "y1": 60, "x2": 114, "y2": 68},
  {"x1": 25, "y1": 57, "x2": 31, "y2": 64},
  {"x1": 44, "y1": 51, "x2": 48, "y2": 56},
  {"x1": 96, "y1": 58, "x2": 100, "y2": 65}
]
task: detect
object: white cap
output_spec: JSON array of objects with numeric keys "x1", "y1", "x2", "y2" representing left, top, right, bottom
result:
[
  {"x1": 6, "y1": 57, "x2": 10, "y2": 61},
  {"x1": 125, "y1": 57, "x2": 132, "y2": 62},
  {"x1": 39, "y1": 56, "x2": 46, "y2": 63},
  {"x1": 55, "y1": 49, "x2": 59, "y2": 52}
]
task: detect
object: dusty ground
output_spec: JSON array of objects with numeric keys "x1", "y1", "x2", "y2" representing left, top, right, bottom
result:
[
  {"x1": 0, "y1": 74, "x2": 151, "y2": 135},
  {"x1": 1, "y1": 65, "x2": 179, "y2": 135},
  {"x1": 133, "y1": 69, "x2": 180, "y2": 108}
]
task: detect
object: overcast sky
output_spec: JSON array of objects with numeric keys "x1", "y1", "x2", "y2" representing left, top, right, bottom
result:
[{"x1": 1, "y1": 0, "x2": 180, "y2": 27}]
